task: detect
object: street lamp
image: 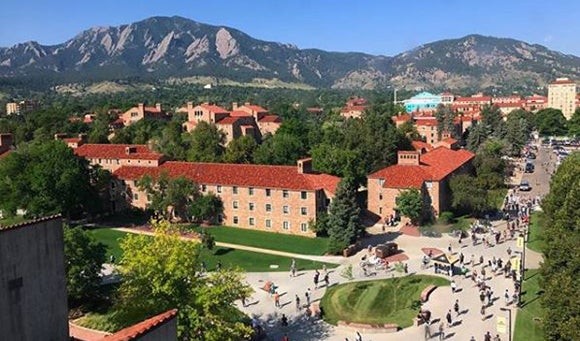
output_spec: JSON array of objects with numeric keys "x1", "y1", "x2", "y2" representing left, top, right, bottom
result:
[{"x1": 500, "y1": 307, "x2": 512, "y2": 341}]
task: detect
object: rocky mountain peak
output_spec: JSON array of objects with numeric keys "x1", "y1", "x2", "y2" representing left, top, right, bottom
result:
[{"x1": 215, "y1": 28, "x2": 239, "y2": 59}]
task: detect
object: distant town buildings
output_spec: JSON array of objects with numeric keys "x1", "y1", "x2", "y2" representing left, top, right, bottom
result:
[
  {"x1": 120, "y1": 103, "x2": 171, "y2": 126},
  {"x1": 0, "y1": 133, "x2": 13, "y2": 159},
  {"x1": 548, "y1": 77, "x2": 577, "y2": 119},
  {"x1": 340, "y1": 97, "x2": 367, "y2": 119},
  {"x1": 5, "y1": 100, "x2": 39, "y2": 115},
  {"x1": 403, "y1": 92, "x2": 442, "y2": 112},
  {"x1": 0, "y1": 216, "x2": 70, "y2": 341}
]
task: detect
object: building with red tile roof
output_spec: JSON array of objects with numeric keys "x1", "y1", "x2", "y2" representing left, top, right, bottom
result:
[
  {"x1": 548, "y1": 77, "x2": 577, "y2": 119},
  {"x1": 0, "y1": 133, "x2": 14, "y2": 159},
  {"x1": 74, "y1": 144, "x2": 164, "y2": 172},
  {"x1": 411, "y1": 140, "x2": 434, "y2": 154},
  {"x1": 367, "y1": 146, "x2": 474, "y2": 221},
  {"x1": 391, "y1": 114, "x2": 412, "y2": 128},
  {"x1": 340, "y1": 97, "x2": 368, "y2": 119},
  {"x1": 521, "y1": 95, "x2": 547, "y2": 112},
  {"x1": 112, "y1": 158, "x2": 339, "y2": 236},
  {"x1": 120, "y1": 103, "x2": 170, "y2": 127},
  {"x1": 306, "y1": 107, "x2": 324, "y2": 114},
  {"x1": 100, "y1": 309, "x2": 177, "y2": 341}
]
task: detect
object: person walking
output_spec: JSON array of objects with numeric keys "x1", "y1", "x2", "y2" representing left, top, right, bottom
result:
[
  {"x1": 470, "y1": 337, "x2": 476, "y2": 341},
  {"x1": 314, "y1": 270, "x2": 320, "y2": 289},
  {"x1": 305, "y1": 288, "x2": 311, "y2": 306},
  {"x1": 290, "y1": 259, "x2": 296, "y2": 277},
  {"x1": 480, "y1": 304, "x2": 486, "y2": 320},
  {"x1": 274, "y1": 292, "x2": 281, "y2": 308},
  {"x1": 446, "y1": 310, "x2": 453, "y2": 328},
  {"x1": 451, "y1": 280, "x2": 457, "y2": 293},
  {"x1": 487, "y1": 289, "x2": 493, "y2": 306},
  {"x1": 424, "y1": 322, "x2": 431, "y2": 340},
  {"x1": 355, "y1": 331, "x2": 363, "y2": 341},
  {"x1": 241, "y1": 297, "x2": 247, "y2": 307},
  {"x1": 295, "y1": 294, "x2": 301, "y2": 311},
  {"x1": 484, "y1": 331, "x2": 492, "y2": 341},
  {"x1": 454, "y1": 299, "x2": 460, "y2": 317},
  {"x1": 438, "y1": 322, "x2": 445, "y2": 340},
  {"x1": 324, "y1": 273, "x2": 329, "y2": 287}
]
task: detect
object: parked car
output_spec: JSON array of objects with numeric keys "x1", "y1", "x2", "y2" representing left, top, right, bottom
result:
[
  {"x1": 519, "y1": 180, "x2": 532, "y2": 191},
  {"x1": 526, "y1": 153, "x2": 536, "y2": 159},
  {"x1": 525, "y1": 163, "x2": 535, "y2": 173}
]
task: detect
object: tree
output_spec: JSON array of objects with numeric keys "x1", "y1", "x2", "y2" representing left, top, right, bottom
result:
[
  {"x1": 186, "y1": 121, "x2": 225, "y2": 162},
  {"x1": 253, "y1": 133, "x2": 305, "y2": 165},
  {"x1": 325, "y1": 178, "x2": 363, "y2": 254},
  {"x1": 223, "y1": 135, "x2": 257, "y2": 164},
  {"x1": 567, "y1": 108, "x2": 580, "y2": 137},
  {"x1": 435, "y1": 104, "x2": 458, "y2": 139},
  {"x1": 138, "y1": 173, "x2": 200, "y2": 221},
  {"x1": 395, "y1": 189, "x2": 424, "y2": 223},
  {"x1": 63, "y1": 226, "x2": 107, "y2": 304},
  {"x1": 539, "y1": 152, "x2": 580, "y2": 341},
  {"x1": 0, "y1": 140, "x2": 101, "y2": 218},
  {"x1": 466, "y1": 124, "x2": 487, "y2": 152},
  {"x1": 533, "y1": 108, "x2": 568, "y2": 136},
  {"x1": 116, "y1": 219, "x2": 253, "y2": 340},
  {"x1": 503, "y1": 109, "x2": 532, "y2": 156},
  {"x1": 190, "y1": 192, "x2": 224, "y2": 224},
  {"x1": 154, "y1": 120, "x2": 189, "y2": 161},
  {"x1": 481, "y1": 105, "x2": 505, "y2": 138},
  {"x1": 88, "y1": 112, "x2": 112, "y2": 144},
  {"x1": 449, "y1": 174, "x2": 490, "y2": 215}
]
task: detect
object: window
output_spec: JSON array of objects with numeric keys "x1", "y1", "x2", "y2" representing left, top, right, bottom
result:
[
  {"x1": 300, "y1": 223, "x2": 308, "y2": 232},
  {"x1": 265, "y1": 188, "x2": 271, "y2": 197},
  {"x1": 233, "y1": 186, "x2": 238, "y2": 194},
  {"x1": 282, "y1": 190, "x2": 289, "y2": 198},
  {"x1": 111, "y1": 181, "x2": 116, "y2": 189},
  {"x1": 379, "y1": 194, "x2": 383, "y2": 200},
  {"x1": 265, "y1": 204, "x2": 272, "y2": 212},
  {"x1": 301, "y1": 191, "x2": 307, "y2": 200},
  {"x1": 233, "y1": 201, "x2": 239, "y2": 209},
  {"x1": 379, "y1": 207, "x2": 383, "y2": 214},
  {"x1": 217, "y1": 185, "x2": 222, "y2": 193},
  {"x1": 283, "y1": 205, "x2": 289, "y2": 214},
  {"x1": 283, "y1": 221, "x2": 290, "y2": 230},
  {"x1": 133, "y1": 193, "x2": 139, "y2": 200},
  {"x1": 426, "y1": 181, "x2": 433, "y2": 189},
  {"x1": 300, "y1": 207, "x2": 307, "y2": 215},
  {"x1": 146, "y1": 194, "x2": 151, "y2": 202},
  {"x1": 249, "y1": 217, "x2": 255, "y2": 226},
  {"x1": 201, "y1": 184, "x2": 207, "y2": 192},
  {"x1": 265, "y1": 219, "x2": 272, "y2": 228},
  {"x1": 233, "y1": 216, "x2": 239, "y2": 224},
  {"x1": 249, "y1": 187, "x2": 254, "y2": 195},
  {"x1": 133, "y1": 181, "x2": 138, "y2": 187},
  {"x1": 249, "y1": 202, "x2": 255, "y2": 211},
  {"x1": 379, "y1": 179, "x2": 385, "y2": 186}
]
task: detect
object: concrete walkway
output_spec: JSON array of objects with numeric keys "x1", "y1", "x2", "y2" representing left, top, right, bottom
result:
[{"x1": 113, "y1": 227, "x2": 344, "y2": 264}]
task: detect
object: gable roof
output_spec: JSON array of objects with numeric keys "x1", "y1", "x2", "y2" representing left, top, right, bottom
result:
[
  {"x1": 100, "y1": 309, "x2": 177, "y2": 341},
  {"x1": 229, "y1": 110, "x2": 252, "y2": 117},
  {"x1": 368, "y1": 147, "x2": 474, "y2": 188},
  {"x1": 74, "y1": 144, "x2": 163, "y2": 161},
  {"x1": 114, "y1": 161, "x2": 340, "y2": 194},
  {"x1": 258, "y1": 115, "x2": 281, "y2": 123},
  {"x1": 216, "y1": 116, "x2": 241, "y2": 125},
  {"x1": 200, "y1": 104, "x2": 229, "y2": 113},
  {"x1": 0, "y1": 214, "x2": 62, "y2": 232},
  {"x1": 244, "y1": 104, "x2": 268, "y2": 113},
  {"x1": 411, "y1": 140, "x2": 433, "y2": 152}
]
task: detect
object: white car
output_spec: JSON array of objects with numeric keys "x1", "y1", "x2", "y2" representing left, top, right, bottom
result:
[{"x1": 519, "y1": 181, "x2": 531, "y2": 191}]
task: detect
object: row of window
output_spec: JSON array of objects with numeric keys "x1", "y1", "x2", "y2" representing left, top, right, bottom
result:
[
  {"x1": 232, "y1": 216, "x2": 309, "y2": 232},
  {"x1": 232, "y1": 202, "x2": 308, "y2": 215},
  {"x1": 210, "y1": 185, "x2": 308, "y2": 199},
  {"x1": 94, "y1": 158, "x2": 153, "y2": 165}
]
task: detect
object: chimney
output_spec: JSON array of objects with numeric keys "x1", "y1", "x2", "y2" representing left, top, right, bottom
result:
[
  {"x1": 187, "y1": 101, "x2": 193, "y2": 110},
  {"x1": 54, "y1": 133, "x2": 67, "y2": 140},
  {"x1": 138, "y1": 103, "x2": 144, "y2": 110},
  {"x1": 297, "y1": 157, "x2": 313, "y2": 174},
  {"x1": 397, "y1": 151, "x2": 420, "y2": 166},
  {"x1": 0, "y1": 133, "x2": 13, "y2": 147},
  {"x1": 77, "y1": 133, "x2": 87, "y2": 145},
  {"x1": 125, "y1": 146, "x2": 137, "y2": 155},
  {"x1": 232, "y1": 102, "x2": 238, "y2": 110},
  {"x1": 244, "y1": 102, "x2": 250, "y2": 106},
  {"x1": 155, "y1": 103, "x2": 162, "y2": 111}
]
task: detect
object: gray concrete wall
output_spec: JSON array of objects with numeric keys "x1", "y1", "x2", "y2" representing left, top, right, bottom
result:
[
  {"x1": 0, "y1": 217, "x2": 69, "y2": 341},
  {"x1": 137, "y1": 316, "x2": 178, "y2": 341}
]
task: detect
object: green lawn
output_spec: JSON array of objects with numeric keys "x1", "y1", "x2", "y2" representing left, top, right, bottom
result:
[
  {"x1": 193, "y1": 225, "x2": 329, "y2": 255},
  {"x1": 88, "y1": 228, "x2": 335, "y2": 272},
  {"x1": 527, "y1": 213, "x2": 545, "y2": 253},
  {"x1": 321, "y1": 275, "x2": 450, "y2": 328},
  {"x1": 514, "y1": 269, "x2": 544, "y2": 341}
]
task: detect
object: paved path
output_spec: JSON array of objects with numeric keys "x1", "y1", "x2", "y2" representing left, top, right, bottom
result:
[{"x1": 113, "y1": 227, "x2": 344, "y2": 264}]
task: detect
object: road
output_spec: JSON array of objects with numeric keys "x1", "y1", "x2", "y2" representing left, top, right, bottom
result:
[{"x1": 519, "y1": 144, "x2": 556, "y2": 199}]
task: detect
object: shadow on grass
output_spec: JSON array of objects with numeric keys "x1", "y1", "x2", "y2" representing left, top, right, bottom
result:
[{"x1": 214, "y1": 248, "x2": 235, "y2": 256}]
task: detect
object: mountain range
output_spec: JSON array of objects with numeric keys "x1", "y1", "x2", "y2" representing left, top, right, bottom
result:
[{"x1": 1, "y1": 15, "x2": 579, "y2": 91}]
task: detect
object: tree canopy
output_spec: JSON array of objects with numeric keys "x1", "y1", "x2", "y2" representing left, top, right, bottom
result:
[
  {"x1": 324, "y1": 178, "x2": 363, "y2": 254},
  {"x1": 395, "y1": 189, "x2": 424, "y2": 223},
  {"x1": 186, "y1": 121, "x2": 226, "y2": 162},
  {"x1": 533, "y1": 108, "x2": 568, "y2": 136}
]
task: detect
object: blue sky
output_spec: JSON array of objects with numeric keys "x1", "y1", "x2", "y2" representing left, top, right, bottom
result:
[{"x1": 1, "y1": 0, "x2": 579, "y2": 56}]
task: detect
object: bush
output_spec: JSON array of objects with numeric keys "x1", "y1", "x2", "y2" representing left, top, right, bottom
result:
[{"x1": 438, "y1": 212, "x2": 455, "y2": 224}]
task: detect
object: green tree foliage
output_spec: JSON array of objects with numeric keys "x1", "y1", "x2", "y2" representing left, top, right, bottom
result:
[
  {"x1": 116, "y1": 219, "x2": 253, "y2": 340},
  {"x1": 397, "y1": 120, "x2": 422, "y2": 141},
  {"x1": 223, "y1": 135, "x2": 257, "y2": 163},
  {"x1": 0, "y1": 140, "x2": 101, "y2": 218},
  {"x1": 185, "y1": 121, "x2": 225, "y2": 162},
  {"x1": 138, "y1": 173, "x2": 200, "y2": 221},
  {"x1": 473, "y1": 139, "x2": 506, "y2": 189},
  {"x1": 435, "y1": 104, "x2": 458, "y2": 138},
  {"x1": 395, "y1": 189, "x2": 424, "y2": 223},
  {"x1": 503, "y1": 109, "x2": 533, "y2": 156},
  {"x1": 567, "y1": 108, "x2": 580, "y2": 137},
  {"x1": 190, "y1": 192, "x2": 224, "y2": 224},
  {"x1": 154, "y1": 120, "x2": 189, "y2": 161},
  {"x1": 111, "y1": 119, "x2": 163, "y2": 145},
  {"x1": 481, "y1": 105, "x2": 506, "y2": 138},
  {"x1": 466, "y1": 124, "x2": 487, "y2": 151},
  {"x1": 88, "y1": 112, "x2": 113, "y2": 144},
  {"x1": 325, "y1": 178, "x2": 363, "y2": 254},
  {"x1": 63, "y1": 226, "x2": 107, "y2": 304},
  {"x1": 253, "y1": 133, "x2": 305, "y2": 165},
  {"x1": 539, "y1": 152, "x2": 580, "y2": 341},
  {"x1": 449, "y1": 174, "x2": 490, "y2": 215},
  {"x1": 533, "y1": 108, "x2": 568, "y2": 136}
]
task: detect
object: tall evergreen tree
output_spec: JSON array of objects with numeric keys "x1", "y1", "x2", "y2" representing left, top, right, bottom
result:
[{"x1": 326, "y1": 178, "x2": 363, "y2": 254}]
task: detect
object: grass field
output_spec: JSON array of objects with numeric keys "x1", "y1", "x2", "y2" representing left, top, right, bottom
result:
[
  {"x1": 527, "y1": 213, "x2": 545, "y2": 253},
  {"x1": 88, "y1": 228, "x2": 335, "y2": 272},
  {"x1": 514, "y1": 269, "x2": 544, "y2": 341},
  {"x1": 321, "y1": 275, "x2": 450, "y2": 328},
  {"x1": 193, "y1": 225, "x2": 329, "y2": 255}
]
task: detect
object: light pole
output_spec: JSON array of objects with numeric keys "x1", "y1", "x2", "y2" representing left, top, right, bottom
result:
[{"x1": 500, "y1": 307, "x2": 512, "y2": 341}]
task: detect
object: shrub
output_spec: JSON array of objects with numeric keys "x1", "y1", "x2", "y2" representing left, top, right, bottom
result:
[{"x1": 438, "y1": 211, "x2": 455, "y2": 224}]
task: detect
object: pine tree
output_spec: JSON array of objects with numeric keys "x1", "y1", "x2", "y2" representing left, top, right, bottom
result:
[{"x1": 326, "y1": 178, "x2": 363, "y2": 254}]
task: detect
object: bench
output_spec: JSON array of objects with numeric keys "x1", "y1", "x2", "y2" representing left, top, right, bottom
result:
[
  {"x1": 262, "y1": 281, "x2": 274, "y2": 293},
  {"x1": 420, "y1": 285, "x2": 437, "y2": 302}
]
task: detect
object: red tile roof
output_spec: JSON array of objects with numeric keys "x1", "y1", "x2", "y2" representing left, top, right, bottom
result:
[
  {"x1": 341, "y1": 105, "x2": 366, "y2": 113},
  {"x1": 143, "y1": 107, "x2": 162, "y2": 114},
  {"x1": 245, "y1": 104, "x2": 268, "y2": 113},
  {"x1": 455, "y1": 96, "x2": 491, "y2": 102},
  {"x1": 114, "y1": 161, "x2": 341, "y2": 194},
  {"x1": 216, "y1": 116, "x2": 241, "y2": 125},
  {"x1": 368, "y1": 147, "x2": 474, "y2": 188},
  {"x1": 75, "y1": 144, "x2": 163, "y2": 161},
  {"x1": 200, "y1": 104, "x2": 229, "y2": 113},
  {"x1": 307, "y1": 107, "x2": 324, "y2": 113},
  {"x1": 411, "y1": 141, "x2": 433, "y2": 152},
  {"x1": 415, "y1": 119, "x2": 438, "y2": 127},
  {"x1": 550, "y1": 79, "x2": 575, "y2": 85},
  {"x1": 101, "y1": 309, "x2": 177, "y2": 341},
  {"x1": 63, "y1": 137, "x2": 83, "y2": 144},
  {"x1": 441, "y1": 137, "x2": 457, "y2": 144},
  {"x1": 230, "y1": 110, "x2": 252, "y2": 117},
  {"x1": 0, "y1": 149, "x2": 11, "y2": 159},
  {"x1": 259, "y1": 115, "x2": 281, "y2": 123},
  {"x1": 392, "y1": 114, "x2": 411, "y2": 122}
]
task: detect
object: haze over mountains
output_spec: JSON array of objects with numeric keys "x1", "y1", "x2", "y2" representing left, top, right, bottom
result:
[{"x1": 1, "y1": 16, "x2": 579, "y2": 90}]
